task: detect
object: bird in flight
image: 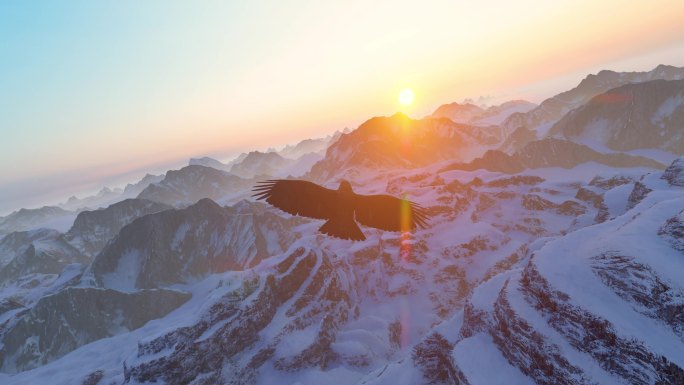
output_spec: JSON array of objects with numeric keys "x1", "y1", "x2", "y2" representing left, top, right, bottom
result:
[{"x1": 252, "y1": 179, "x2": 429, "y2": 241}]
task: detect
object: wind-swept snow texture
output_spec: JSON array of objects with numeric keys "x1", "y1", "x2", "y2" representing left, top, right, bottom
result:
[{"x1": 2, "y1": 66, "x2": 684, "y2": 385}]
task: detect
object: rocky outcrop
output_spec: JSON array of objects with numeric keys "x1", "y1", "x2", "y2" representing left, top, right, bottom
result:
[
  {"x1": 549, "y1": 79, "x2": 684, "y2": 153},
  {"x1": 124, "y1": 247, "x2": 357, "y2": 384},
  {"x1": 659, "y1": 210, "x2": 684, "y2": 253},
  {"x1": 500, "y1": 64, "x2": 684, "y2": 151},
  {"x1": 443, "y1": 138, "x2": 665, "y2": 174},
  {"x1": 412, "y1": 333, "x2": 468, "y2": 385},
  {"x1": 522, "y1": 263, "x2": 683, "y2": 384},
  {"x1": 64, "y1": 199, "x2": 172, "y2": 257},
  {"x1": 661, "y1": 157, "x2": 684, "y2": 186},
  {"x1": 627, "y1": 181, "x2": 652, "y2": 210},
  {"x1": 0, "y1": 229, "x2": 87, "y2": 286},
  {"x1": 90, "y1": 199, "x2": 301, "y2": 290},
  {"x1": 0, "y1": 287, "x2": 190, "y2": 372},
  {"x1": 591, "y1": 254, "x2": 684, "y2": 340}
]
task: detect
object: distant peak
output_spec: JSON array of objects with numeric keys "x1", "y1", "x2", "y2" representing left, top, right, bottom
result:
[{"x1": 390, "y1": 111, "x2": 411, "y2": 120}]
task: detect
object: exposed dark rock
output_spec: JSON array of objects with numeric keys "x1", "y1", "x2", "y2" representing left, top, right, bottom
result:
[
  {"x1": 0, "y1": 287, "x2": 190, "y2": 372},
  {"x1": 592, "y1": 253, "x2": 684, "y2": 340},
  {"x1": 0, "y1": 229, "x2": 88, "y2": 286},
  {"x1": 627, "y1": 182, "x2": 652, "y2": 210},
  {"x1": 90, "y1": 199, "x2": 300, "y2": 290},
  {"x1": 521, "y1": 195, "x2": 556, "y2": 211},
  {"x1": 487, "y1": 175, "x2": 545, "y2": 188},
  {"x1": 550, "y1": 79, "x2": 684, "y2": 153},
  {"x1": 589, "y1": 175, "x2": 633, "y2": 190},
  {"x1": 522, "y1": 262, "x2": 684, "y2": 385},
  {"x1": 0, "y1": 206, "x2": 74, "y2": 236},
  {"x1": 557, "y1": 201, "x2": 586, "y2": 216},
  {"x1": 491, "y1": 283, "x2": 588, "y2": 385},
  {"x1": 659, "y1": 210, "x2": 684, "y2": 253},
  {"x1": 81, "y1": 370, "x2": 104, "y2": 385},
  {"x1": 594, "y1": 203, "x2": 610, "y2": 223},
  {"x1": 64, "y1": 199, "x2": 172, "y2": 257},
  {"x1": 124, "y1": 248, "x2": 357, "y2": 384},
  {"x1": 412, "y1": 332, "x2": 468, "y2": 385},
  {"x1": 501, "y1": 65, "x2": 684, "y2": 151},
  {"x1": 575, "y1": 188, "x2": 603, "y2": 209},
  {"x1": 661, "y1": 157, "x2": 684, "y2": 186},
  {"x1": 443, "y1": 139, "x2": 664, "y2": 174}
]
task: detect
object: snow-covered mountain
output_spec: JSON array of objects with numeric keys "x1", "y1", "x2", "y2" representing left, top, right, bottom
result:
[
  {"x1": 444, "y1": 138, "x2": 666, "y2": 174},
  {"x1": 549, "y1": 79, "x2": 684, "y2": 154},
  {"x1": 0, "y1": 206, "x2": 77, "y2": 236},
  {"x1": 1, "y1": 286, "x2": 190, "y2": 373},
  {"x1": 59, "y1": 174, "x2": 165, "y2": 213},
  {"x1": 188, "y1": 156, "x2": 233, "y2": 171},
  {"x1": 307, "y1": 113, "x2": 501, "y2": 181},
  {"x1": 472, "y1": 100, "x2": 538, "y2": 126},
  {"x1": 229, "y1": 151, "x2": 294, "y2": 179},
  {"x1": 121, "y1": 174, "x2": 166, "y2": 198},
  {"x1": 278, "y1": 130, "x2": 347, "y2": 159},
  {"x1": 0, "y1": 229, "x2": 86, "y2": 286},
  {"x1": 136, "y1": 165, "x2": 254, "y2": 207},
  {"x1": 2, "y1": 66, "x2": 684, "y2": 385},
  {"x1": 501, "y1": 64, "x2": 684, "y2": 152},
  {"x1": 229, "y1": 150, "x2": 327, "y2": 179},
  {"x1": 64, "y1": 199, "x2": 173, "y2": 257},
  {"x1": 60, "y1": 187, "x2": 124, "y2": 212},
  {"x1": 86, "y1": 199, "x2": 302, "y2": 291},
  {"x1": 431, "y1": 100, "x2": 537, "y2": 126},
  {"x1": 444, "y1": 163, "x2": 684, "y2": 385},
  {"x1": 431, "y1": 102, "x2": 485, "y2": 123}
]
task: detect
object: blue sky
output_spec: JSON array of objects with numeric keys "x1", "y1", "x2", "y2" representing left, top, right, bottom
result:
[{"x1": 1, "y1": 1, "x2": 684, "y2": 215}]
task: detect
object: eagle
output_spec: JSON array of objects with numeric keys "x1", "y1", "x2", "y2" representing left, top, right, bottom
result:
[{"x1": 252, "y1": 179, "x2": 429, "y2": 241}]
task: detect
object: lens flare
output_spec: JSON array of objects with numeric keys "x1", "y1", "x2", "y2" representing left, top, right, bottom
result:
[{"x1": 400, "y1": 195, "x2": 412, "y2": 262}]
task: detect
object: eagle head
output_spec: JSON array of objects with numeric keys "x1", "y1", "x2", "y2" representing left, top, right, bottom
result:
[{"x1": 338, "y1": 180, "x2": 353, "y2": 194}]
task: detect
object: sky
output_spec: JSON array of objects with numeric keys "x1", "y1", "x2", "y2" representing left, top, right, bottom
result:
[{"x1": 1, "y1": 0, "x2": 684, "y2": 215}]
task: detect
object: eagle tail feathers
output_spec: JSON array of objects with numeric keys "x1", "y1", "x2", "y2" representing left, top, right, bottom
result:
[{"x1": 319, "y1": 218, "x2": 366, "y2": 241}]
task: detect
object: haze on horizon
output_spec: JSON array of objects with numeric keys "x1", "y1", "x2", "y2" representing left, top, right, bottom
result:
[{"x1": 1, "y1": 0, "x2": 684, "y2": 215}]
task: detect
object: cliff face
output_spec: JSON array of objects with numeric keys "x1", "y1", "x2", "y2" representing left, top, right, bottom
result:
[
  {"x1": 2, "y1": 67, "x2": 684, "y2": 385},
  {"x1": 0, "y1": 287, "x2": 190, "y2": 373},
  {"x1": 307, "y1": 113, "x2": 500, "y2": 181},
  {"x1": 64, "y1": 199, "x2": 172, "y2": 257},
  {"x1": 500, "y1": 65, "x2": 684, "y2": 152},
  {"x1": 452, "y1": 186, "x2": 684, "y2": 385},
  {"x1": 88, "y1": 199, "x2": 302, "y2": 291},
  {"x1": 549, "y1": 79, "x2": 684, "y2": 153}
]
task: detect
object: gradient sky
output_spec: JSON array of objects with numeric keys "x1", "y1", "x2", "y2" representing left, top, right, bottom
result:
[{"x1": 2, "y1": 1, "x2": 684, "y2": 215}]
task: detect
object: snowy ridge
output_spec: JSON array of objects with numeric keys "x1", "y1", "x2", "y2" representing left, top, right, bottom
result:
[
  {"x1": 1, "y1": 67, "x2": 684, "y2": 385},
  {"x1": 500, "y1": 64, "x2": 684, "y2": 153},
  {"x1": 444, "y1": 169, "x2": 684, "y2": 384}
]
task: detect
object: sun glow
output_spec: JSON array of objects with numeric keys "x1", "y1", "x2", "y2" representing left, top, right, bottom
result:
[{"x1": 398, "y1": 88, "x2": 415, "y2": 106}]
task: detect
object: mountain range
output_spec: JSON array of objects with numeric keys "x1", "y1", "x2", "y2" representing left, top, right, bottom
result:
[{"x1": 1, "y1": 64, "x2": 683, "y2": 385}]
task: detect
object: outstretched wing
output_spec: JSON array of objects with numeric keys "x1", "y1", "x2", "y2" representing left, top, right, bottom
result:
[
  {"x1": 252, "y1": 179, "x2": 337, "y2": 220},
  {"x1": 353, "y1": 194, "x2": 429, "y2": 232}
]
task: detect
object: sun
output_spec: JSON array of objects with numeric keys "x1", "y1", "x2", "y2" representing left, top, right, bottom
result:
[{"x1": 398, "y1": 88, "x2": 415, "y2": 106}]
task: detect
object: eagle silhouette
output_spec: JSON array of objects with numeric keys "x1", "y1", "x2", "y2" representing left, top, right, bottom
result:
[{"x1": 252, "y1": 179, "x2": 429, "y2": 241}]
